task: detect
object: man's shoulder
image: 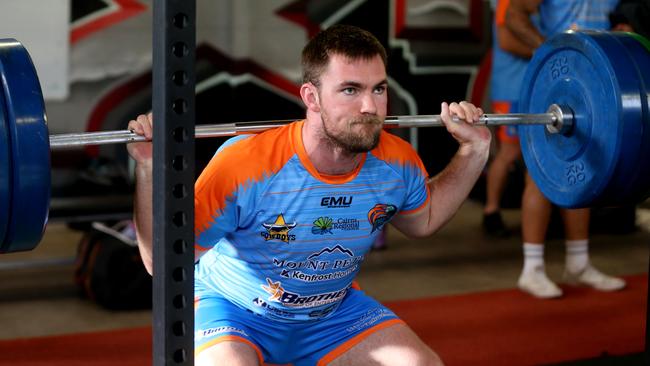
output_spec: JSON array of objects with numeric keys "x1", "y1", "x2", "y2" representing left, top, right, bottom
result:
[
  {"x1": 370, "y1": 131, "x2": 421, "y2": 166},
  {"x1": 214, "y1": 121, "x2": 298, "y2": 162},
  {"x1": 199, "y1": 121, "x2": 299, "y2": 185}
]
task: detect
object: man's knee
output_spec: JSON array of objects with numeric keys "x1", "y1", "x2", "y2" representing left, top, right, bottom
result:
[
  {"x1": 195, "y1": 341, "x2": 260, "y2": 366},
  {"x1": 329, "y1": 344, "x2": 443, "y2": 366},
  {"x1": 394, "y1": 347, "x2": 444, "y2": 366},
  {"x1": 329, "y1": 323, "x2": 445, "y2": 366}
]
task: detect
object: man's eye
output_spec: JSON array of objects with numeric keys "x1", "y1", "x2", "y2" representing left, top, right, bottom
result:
[
  {"x1": 373, "y1": 86, "x2": 386, "y2": 94},
  {"x1": 342, "y1": 87, "x2": 357, "y2": 95}
]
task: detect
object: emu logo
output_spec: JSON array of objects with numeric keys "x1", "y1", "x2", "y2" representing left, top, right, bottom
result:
[{"x1": 321, "y1": 196, "x2": 353, "y2": 208}]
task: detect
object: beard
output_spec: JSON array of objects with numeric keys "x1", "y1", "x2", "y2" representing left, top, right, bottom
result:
[{"x1": 321, "y1": 112, "x2": 383, "y2": 154}]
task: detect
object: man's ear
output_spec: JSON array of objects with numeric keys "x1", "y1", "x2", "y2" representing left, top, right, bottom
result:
[{"x1": 300, "y1": 83, "x2": 321, "y2": 113}]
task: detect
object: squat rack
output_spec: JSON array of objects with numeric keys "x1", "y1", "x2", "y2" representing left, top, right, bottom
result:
[{"x1": 152, "y1": 0, "x2": 195, "y2": 364}]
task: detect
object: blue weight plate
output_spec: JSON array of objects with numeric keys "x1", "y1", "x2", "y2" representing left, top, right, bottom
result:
[
  {"x1": 0, "y1": 39, "x2": 50, "y2": 252},
  {"x1": 598, "y1": 33, "x2": 650, "y2": 205},
  {"x1": 0, "y1": 82, "x2": 10, "y2": 250},
  {"x1": 519, "y1": 31, "x2": 645, "y2": 208}
]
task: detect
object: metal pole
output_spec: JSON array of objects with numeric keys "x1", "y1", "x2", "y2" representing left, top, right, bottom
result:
[
  {"x1": 152, "y1": 0, "x2": 195, "y2": 364},
  {"x1": 48, "y1": 112, "x2": 557, "y2": 149}
]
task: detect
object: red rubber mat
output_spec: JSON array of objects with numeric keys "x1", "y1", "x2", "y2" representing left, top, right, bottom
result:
[{"x1": 0, "y1": 274, "x2": 645, "y2": 365}]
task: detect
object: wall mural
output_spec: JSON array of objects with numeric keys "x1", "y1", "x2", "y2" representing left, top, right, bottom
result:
[{"x1": 54, "y1": 0, "x2": 492, "y2": 217}]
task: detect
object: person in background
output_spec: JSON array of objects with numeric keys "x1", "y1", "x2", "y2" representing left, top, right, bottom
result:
[
  {"x1": 482, "y1": 0, "x2": 537, "y2": 238},
  {"x1": 609, "y1": 0, "x2": 650, "y2": 37},
  {"x1": 506, "y1": 0, "x2": 626, "y2": 299}
]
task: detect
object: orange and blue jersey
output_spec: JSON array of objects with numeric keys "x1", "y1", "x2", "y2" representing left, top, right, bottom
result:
[
  {"x1": 491, "y1": 0, "x2": 536, "y2": 142},
  {"x1": 490, "y1": 0, "x2": 531, "y2": 105},
  {"x1": 194, "y1": 121, "x2": 430, "y2": 322}
]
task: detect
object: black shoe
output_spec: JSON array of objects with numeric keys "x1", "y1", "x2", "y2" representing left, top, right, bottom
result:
[{"x1": 483, "y1": 212, "x2": 510, "y2": 238}]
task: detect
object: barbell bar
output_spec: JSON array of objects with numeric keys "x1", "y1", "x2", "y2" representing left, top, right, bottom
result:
[
  {"x1": 47, "y1": 111, "x2": 562, "y2": 149},
  {"x1": 0, "y1": 30, "x2": 649, "y2": 254}
]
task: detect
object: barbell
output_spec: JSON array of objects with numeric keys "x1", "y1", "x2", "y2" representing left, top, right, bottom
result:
[{"x1": 0, "y1": 30, "x2": 649, "y2": 254}]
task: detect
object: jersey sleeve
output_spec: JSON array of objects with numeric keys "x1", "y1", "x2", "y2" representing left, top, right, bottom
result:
[
  {"x1": 371, "y1": 132, "x2": 430, "y2": 214},
  {"x1": 193, "y1": 124, "x2": 299, "y2": 261},
  {"x1": 194, "y1": 136, "x2": 250, "y2": 259}
]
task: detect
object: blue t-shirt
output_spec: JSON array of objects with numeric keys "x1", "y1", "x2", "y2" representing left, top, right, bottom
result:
[
  {"x1": 490, "y1": 0, "x2": 540, "y2": 104},
  {"x1": 194, "y1": 121, "x2": 430, "y2": 322},
  {"x1": 538, "y1": 0, "x2": 618, "y2": 36}
]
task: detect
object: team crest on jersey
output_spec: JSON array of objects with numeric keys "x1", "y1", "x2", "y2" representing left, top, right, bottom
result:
[
  {"x1": 368, "y1": 204, "x2": 397, "y2": 233},
  {"x1": 261, "y1": 214, "x2": 297, "y2": 242}
]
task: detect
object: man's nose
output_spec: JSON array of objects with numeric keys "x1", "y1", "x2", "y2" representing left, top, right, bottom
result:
[{"x1": 360, "y1": 92, "x2": 377, "y2": 115}]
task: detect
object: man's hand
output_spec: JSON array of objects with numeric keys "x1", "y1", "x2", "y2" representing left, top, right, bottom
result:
[
  {"x1": 126, "y1": 112, "x2": 155, "y2": 275},
  {"x1": 127, "y1": 112, "x2": 154, "y2": 165},
  {"x1": 389, "y1": 101, "x2": 491, "y2": 238},
  {"x1": 440, "y1": 101, "x2": 491, "y2": 156}
]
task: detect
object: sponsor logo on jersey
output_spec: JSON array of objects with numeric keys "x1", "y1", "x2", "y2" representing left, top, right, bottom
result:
[
  {"x1": 368, "y1": 203, "x2": 397, "y2": 233},
  {"x1": 260, "y1": 278, "x2": 348, "y2": 308},
  {"x1": 279, "y1": 265, "x2": 358, "y2": 282},
  {"x1": 308, "y1": 304, "x2": 337, "y2": 318},
  {"x1": 345, "y1": 308, "x2": 395, "y2": 333},
  {"x1": 261, "y1": 278, "x2": 286, "y2": 302},
  {"x1": 252, "y1": 298, "x2": 296, "y2": 319},
  {"x1": 195, "y1": 326, "x2": 248, "y2": 341},
  {"x1": 272, "y1": 245, "x2": 363, "y2": 282},
  {"x1": 272, "y1": 245, "x2": 363, "y2": 271},
  {"x1": 312, "y1": 216, "x2": 360, "y2": 234},
  {"x1": 261, "y1": 213, "x2": 297, "y2": 242},
  {"x1": 320, "y1": 196, "x2": 353, "y2": 208},
  {"x1": 309, "y1": 245, "x2": 354, "y2": 258}
]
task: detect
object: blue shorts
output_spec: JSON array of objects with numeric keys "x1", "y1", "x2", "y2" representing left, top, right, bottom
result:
[{"x1": 195, "y1": 281, "x2": 402, "y2": 365}]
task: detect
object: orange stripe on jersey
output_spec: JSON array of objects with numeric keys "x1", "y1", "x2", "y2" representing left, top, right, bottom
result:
[
  {"x1": 496, "y1": 0, "x2": 510, "y2": 26},
  {"x1": 371, "y1": 131, "x2": 428, "y2": 175},
  {"x1": 371, "y1": 131, "x2": 430, "y2": 214},
  {"x1": 194, "y1": 122, "x2": 300, "y2": 237}
]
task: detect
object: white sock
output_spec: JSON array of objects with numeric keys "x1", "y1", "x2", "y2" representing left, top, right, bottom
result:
[
  {"x1": 565, "y1": 239, "x2": 589, "y2": 273},
  {"x1": 523, "y1": 243, "x2": 545, "y2": 274}
]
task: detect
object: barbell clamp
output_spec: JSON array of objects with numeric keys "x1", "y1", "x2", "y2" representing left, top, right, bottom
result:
[{"x1": 546, "y1": 104, "x2": 574, "y2": 135}]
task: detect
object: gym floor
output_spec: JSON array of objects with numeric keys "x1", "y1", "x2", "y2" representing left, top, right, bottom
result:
[{"x1": 1, "y1": 199, "x2": 648, "y2": 344}]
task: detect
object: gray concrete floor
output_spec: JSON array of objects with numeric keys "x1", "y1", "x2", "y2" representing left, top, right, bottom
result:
[{"x1": 0, "y1": 200, "x2": 648, "y2": 342}]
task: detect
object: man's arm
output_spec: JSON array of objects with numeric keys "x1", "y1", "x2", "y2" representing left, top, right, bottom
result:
[
  {"x1": 390, "y1": 102, "x2": 491, "y2": 238},
  {"x1": 498, "y1": 21, "x2": 536, "y2": 58},
  {"x1": 127, "y1": 114, "x2": 154, "y2": 275},
  {"x1": 505, "y1": 0, "x2": 545, "y2": 50}
]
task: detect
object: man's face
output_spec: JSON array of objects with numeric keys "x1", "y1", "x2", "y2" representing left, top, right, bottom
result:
[{"x1": 315, "y1": 53, "x2": 388, "y2": 153}]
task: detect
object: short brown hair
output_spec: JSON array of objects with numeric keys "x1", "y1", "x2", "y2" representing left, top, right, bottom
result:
[{"x1": 301, "y1": 24, "x2": 387, "y2": 86}]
